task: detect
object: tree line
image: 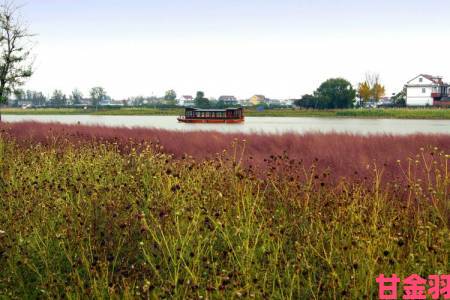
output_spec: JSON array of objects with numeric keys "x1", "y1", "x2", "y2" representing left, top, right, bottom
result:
[
  {"x1": 10, "y1": 88, "x2": 243, "y2": 109},
  {"x1": 11, "y1": 87, "x2": 109, "y2": 109},
  {"x1": 294, "y1": 74, "x2": 405, "y2": 109}
]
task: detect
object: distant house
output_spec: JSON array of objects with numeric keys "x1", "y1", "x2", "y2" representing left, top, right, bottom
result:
[
  {"x1": 218, "y1": 95, "x2": 238, "y2": 106},
  {"x1": 282, "y1": 99, "x2": 295, "y2": 107},
  {"x1": 405, "y1": 74, "x2": 450, "y2": 106},
  {"x1": 99, "y1": 98, "x2": 124, "y2": 107},
  {"x1": 178, "y1": 95, "x2": 195, "y2": 107},
  {"x1": 376, "y1": 97, "x2": 395, "y2": 108},
  {"x1": 18, "y1": 100, "x2": 32, "y2": 108},
  {"x1": 79, "y1": 98, "x2": 92, "y2": 106},
  {"x1": 249, "y1": 95, "x2": 266, "y2": 105},
  {"x1": 265, "y1": 99, "x2": 281, "y2": 106},
  {"x1": 99, "y1": 99, "x2": 111, "y2": 106},
  {"x1": 111, "y1": 100, "x2": 126, "y2": 106}
]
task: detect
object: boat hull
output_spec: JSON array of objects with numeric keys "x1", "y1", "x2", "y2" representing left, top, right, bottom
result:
[{"x1": 177, "y1": 118, "x2": 244, "y2": 124}]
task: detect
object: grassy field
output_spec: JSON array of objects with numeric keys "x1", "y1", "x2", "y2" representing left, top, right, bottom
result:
[
  {"x1": 1, "y1": 107, "x2": 450, "y2": 119},
  {"x1": 0, "y1": 107, "x2": 184, "y2": 116},
  {"x1": 0, "y1": 123, "x2": 449, "y2": 298}
]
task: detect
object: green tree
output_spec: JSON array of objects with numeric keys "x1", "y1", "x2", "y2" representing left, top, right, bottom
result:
[
  {"x1": 34, "y1": 91, "x2": 46, "y2": 107},
  {"x1": 194, "y1": 91, "x2": 210, "y2": 108},
  {"x1": 50, "y1": 90, "x2": 67, "y2": 107},
  {"x1": 215, "y1": 99, "x2": 226, "y2": 109},
  {"x1": 314, "y1": 78, "x2": 356, "y2": 109},
  {"x1": 25, "y1": 90, "x2": 46, "y2": 107},
  {"x1": 164, "y1": 89, "x2": 177, "y2": 105},
  {"x1": 71, "y1": 89, "x2": 83, "y2": 105},
  {"x1": 392, "y1": 88, "x2": 406, "y2": 107},
  {"x1": 294, "y1": 94, "x2": 318, "y2": 109},
  {"x1": 11, "y1": 89, "x2": 24, "y2": 107},
  {"x1": 0, "y1": 2, "x2": 34, "y2": 120},
  {"x1": 90, "y1": 87, "x2": 107, "y2": 110}
]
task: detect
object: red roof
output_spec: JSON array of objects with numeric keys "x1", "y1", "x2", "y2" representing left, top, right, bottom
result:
[{"x1": 421, "y1": 74, "x2": 444, "y2": 85}]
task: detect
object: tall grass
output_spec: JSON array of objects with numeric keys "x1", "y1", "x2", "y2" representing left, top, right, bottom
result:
[
  {"x1": 0, "y1": 124, "x2": 448, "y2": 298},
  {"x1": 2, "y1": 122, "x2": 449, "y2": 184}
]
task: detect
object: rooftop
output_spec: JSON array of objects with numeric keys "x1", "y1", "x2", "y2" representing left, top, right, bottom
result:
[
  {"x1": 185, "y1": 107, "x2": 242, "y2": 112},
  {"x1": 421, "y1": 74, "x2": 446, "y2": 85}
]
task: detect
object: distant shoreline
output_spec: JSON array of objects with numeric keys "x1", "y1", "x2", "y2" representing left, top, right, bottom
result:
[{"x1": 1, "y1": 107, "x2": 450, "y2": 119}]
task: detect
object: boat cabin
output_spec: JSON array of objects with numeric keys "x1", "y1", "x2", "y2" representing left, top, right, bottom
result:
[{"x1": 178, "y1": 107, "x2": 244, "y2": 123}]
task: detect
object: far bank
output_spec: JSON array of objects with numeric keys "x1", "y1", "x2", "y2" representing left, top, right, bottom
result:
[{"x1": 1, "y1": 107, "x2": 450, "y2": 119}]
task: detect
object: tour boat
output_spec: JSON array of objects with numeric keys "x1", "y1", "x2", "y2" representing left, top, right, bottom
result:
[{"x1": 177, "y1": 107, "x2": 244, "y2": 123}]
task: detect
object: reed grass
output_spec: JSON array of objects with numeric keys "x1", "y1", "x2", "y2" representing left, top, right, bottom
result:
[{"x1": 0, "y1": 126, "x2": 448, "y2": 299}]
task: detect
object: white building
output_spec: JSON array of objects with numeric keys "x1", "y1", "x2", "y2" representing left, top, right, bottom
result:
[
  {"x1": 218, "y1": 95, "x2": 238, "y2": 106},
  {"x1": 405, "y1": 74, "x2": 449, "y2": 106},
  {"x1": 281, "y1": 99, "x2": 295, "y2": 107},
  {"x1": 178, "y1": 95, "x2": 195, "y2": 107}
]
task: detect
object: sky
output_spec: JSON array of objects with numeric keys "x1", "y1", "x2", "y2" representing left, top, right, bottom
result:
[{"x1": 21, "y1": 0, "x2": 450, "y2": 100}]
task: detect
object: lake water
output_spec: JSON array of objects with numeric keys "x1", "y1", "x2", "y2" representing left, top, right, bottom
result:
[{"x1": 3, "y1": 115, "x2": 450, "y2": 135}]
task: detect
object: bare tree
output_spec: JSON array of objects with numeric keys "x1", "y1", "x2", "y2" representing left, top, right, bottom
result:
[
  {"x1": 0, "y1": 1, "x2": 34, "y2": 120},
  {"x1": 365, "y1": 72, "x2": 380, "y2": 89}
]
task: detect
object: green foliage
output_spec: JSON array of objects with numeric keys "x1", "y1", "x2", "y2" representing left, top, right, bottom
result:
[
  {"x1": 49, "y1": 90, "x2": 67, "y2": 107},
  {"x1": 71, "y1": 89, "x2": 83, "y2": 105},
  {"x1": 294, "y1": 79, "x2": 356, "y2": 109},
  {"x1": 89, "y1": 87, "x2": 108, "y2": 109},
  {"x1": 215, "y1": 99, "x2": 226, "y2": 108},
  {"x1": 27, "y1": 90, "x2": 46, "y2": 107},
  {"x1": 164, "y1": 89, "x2": 177, "y2": 105},
  {"x1": 294, "y1": 94, "x2": 319, "y2": 109},
  {"x1": 392, "y1": 89, "x2": 407, "y2": 107},
  {"x1": 194, "y1": 91, "x2": 210, "y2": 108},
  {"x1": 0, "y1": 138, "x2": 448, "y2": 298},
  {"x1": 315, "y1": 78, "x2": 356, "y2": 109}
]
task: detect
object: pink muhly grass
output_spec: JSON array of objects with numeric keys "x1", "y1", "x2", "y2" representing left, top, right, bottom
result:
[{"x1": 1, "y1": 121, "x2": 449, "y2": 185}]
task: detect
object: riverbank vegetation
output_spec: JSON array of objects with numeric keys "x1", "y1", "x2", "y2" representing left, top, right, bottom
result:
[
  {"x1": 0, "y1": 123, "x2": 449, "y2": 298},
  {"x1": 2, "y1": 107, "x2": 450, "y2": 119}
]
